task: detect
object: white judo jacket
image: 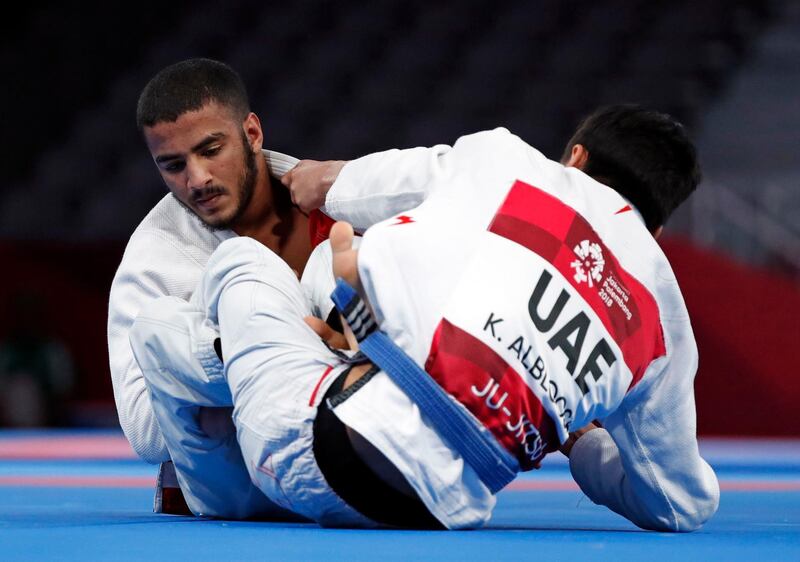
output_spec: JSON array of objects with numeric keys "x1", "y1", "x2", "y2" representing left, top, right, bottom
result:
[
  {"x1": 107, "y1": 150, "x2": 298, "y2": 463},
  {"x1": 325, "y1": 128, "x2": 719, "y2": 532}
]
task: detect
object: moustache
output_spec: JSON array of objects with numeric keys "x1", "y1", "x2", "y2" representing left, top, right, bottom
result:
[{"x1": 191, "y1": 186, "x2": 227, "y2": 203}]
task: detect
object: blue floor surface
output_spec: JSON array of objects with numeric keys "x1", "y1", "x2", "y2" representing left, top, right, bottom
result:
[{"x1": 0, "y1": 431, "x2": 798, "y2": 561}]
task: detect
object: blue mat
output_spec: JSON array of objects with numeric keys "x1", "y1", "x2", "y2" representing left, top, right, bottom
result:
[{"x1": 0, "y1": 431, "x2": 798, "y2": 561}]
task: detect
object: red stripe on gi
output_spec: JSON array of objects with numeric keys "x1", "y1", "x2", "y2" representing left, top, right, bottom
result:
[
  {"x1": 308, "y1": 210, "x2": 336, "y2": 249},
  {"x1": 488, "y1": 180, "x2": 665, "y2": 388},
  {"x1": 425, "y1": 320, "x2": 559, "y2": 471},
  {"x1": 308, "y1": 365, "x2": 335, "y2": 407}
]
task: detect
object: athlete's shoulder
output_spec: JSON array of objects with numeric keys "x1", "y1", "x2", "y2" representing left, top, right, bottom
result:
[
  {"x1": 114, "y1": 195, "x2": 228, "y2": 286},
  {"x1": 132, "y1": 195, "x2": 198, "y2": 240},
  {"x1": 453, "y1": 127, "x2": 527, "y2": 150},
  {"x1": 453, "y1": 127, "x2": 551, "y2": 170},
  {"x1": 128, "y1": 195, "x2": 226, "y2": 260}
]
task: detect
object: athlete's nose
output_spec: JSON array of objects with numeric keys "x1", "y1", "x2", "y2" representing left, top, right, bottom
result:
[{"x1": 185, "y1": 159, "x2": 213, "y2": 190}]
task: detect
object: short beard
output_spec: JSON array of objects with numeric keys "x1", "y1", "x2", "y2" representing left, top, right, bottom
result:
[{"x1": 173, "y1": 131, "x2": 258, "y2": 232}]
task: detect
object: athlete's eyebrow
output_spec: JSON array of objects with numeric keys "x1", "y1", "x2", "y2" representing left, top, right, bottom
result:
[{"x1": 155, "y1": 132, "x2": 227, "y2": 164}]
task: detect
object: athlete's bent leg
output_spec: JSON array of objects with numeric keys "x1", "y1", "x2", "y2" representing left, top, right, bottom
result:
[
  {"x1": 130, "y1": 296, "x2": 293, "y2": 520},
  {"x1": 195, "y1": 237, "x2": 374, "y2": 527}
]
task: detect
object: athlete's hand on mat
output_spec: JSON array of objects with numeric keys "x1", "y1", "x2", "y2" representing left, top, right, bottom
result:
[
  {"x1": 304, "y1": 316, "x2": 352, "y2": 350},
  {"x1": 281, "y1": 160, "x2": 347, "y2": 213},
  {"x1": 559, "y1": 422, "x2": 599, "y2": 457}
]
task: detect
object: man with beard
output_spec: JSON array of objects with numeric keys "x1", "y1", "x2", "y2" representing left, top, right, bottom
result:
[{"x1": 108, "y1": 58, "x2": 346, "y2": 516}]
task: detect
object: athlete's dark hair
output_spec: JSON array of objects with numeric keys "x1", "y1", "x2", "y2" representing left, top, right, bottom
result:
[
  {"x1": 136, "y1": 58, "x2": 250, "y2": 130},
  {"x1": 561, "y1": 104, "x2": 701, "y2": 231}
]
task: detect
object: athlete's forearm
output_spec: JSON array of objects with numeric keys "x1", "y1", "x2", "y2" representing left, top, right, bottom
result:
[
  {"x1": 109, "y1": 352, "x2": 171, "y2": 463},
  {"x1": 569, "y1": 417, "x2": 719, "y2": 532},
  {"x1": 108, "y1": 231, "x2": 202, "y2": 464},
  {"x1": 322, "y1": 144, "x2": 452, "y2": 231},
  {"x1": 109, "y1": 292, "x2": 170, "y2": 463}
]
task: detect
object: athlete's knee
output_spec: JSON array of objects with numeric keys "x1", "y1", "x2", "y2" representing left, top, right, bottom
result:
[
  {"x1": 202, "y1": 238, "x2": 290, "y2": 300},
  {"x1": 206, "y1": 237, "x2": 278, "y2": 278}
]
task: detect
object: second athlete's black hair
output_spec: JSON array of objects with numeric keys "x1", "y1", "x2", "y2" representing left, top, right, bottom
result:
[{"x1": 562, "y1": 104, "x2": 701, "y2": 231}]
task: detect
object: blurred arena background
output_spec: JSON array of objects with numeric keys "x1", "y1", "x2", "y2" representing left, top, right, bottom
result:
[{"x1": 0, "y1": 0, "x2": 797, "y2": 437}]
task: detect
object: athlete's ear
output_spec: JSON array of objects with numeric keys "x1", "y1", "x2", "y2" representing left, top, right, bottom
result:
[
  {"x1": 242, "y1": 112, "x2": 263, "y2": 153},
  {"x1": 564, "y1": 144, "x2": 589, "y2": 170}
]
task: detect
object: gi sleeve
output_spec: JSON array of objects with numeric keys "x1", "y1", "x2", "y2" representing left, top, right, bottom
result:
[
  {"x1": 568, "y1": 317, "x2": 720, "y2": 532},
  {"x1": 321, "y1": 128, "x2": 534, "y2": 231},
  {"x1": 322, "y1": 144, "x2": 452, "y2": 231},
  {"x1": 107, "y1": 230, "x2": 206, "y2": 464}
]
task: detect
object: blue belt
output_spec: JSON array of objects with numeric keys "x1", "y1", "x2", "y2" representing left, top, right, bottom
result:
[{"x1": 330, "y1": 279, "x2": 518, "y2": 494}]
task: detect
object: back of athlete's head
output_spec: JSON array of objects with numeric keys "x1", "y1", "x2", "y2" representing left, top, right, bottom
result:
[
  {"x1": 136, "y1": 58, "x2": 250, "y2": 130},
  {"x1": 561, "y1": 104, "x2": 701, "y2": 231}
]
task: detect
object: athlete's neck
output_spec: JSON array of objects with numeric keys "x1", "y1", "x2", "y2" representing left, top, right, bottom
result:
[{"x1": 233, "y1": 162, "x2": 312, "y2": 276}]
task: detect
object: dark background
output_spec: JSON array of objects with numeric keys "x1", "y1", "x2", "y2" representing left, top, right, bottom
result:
[{"x1": 0, "y1": 0, "x2": 797, "y2": 435}]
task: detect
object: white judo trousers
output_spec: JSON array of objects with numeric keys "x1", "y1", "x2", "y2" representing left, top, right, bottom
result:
[{"x1": 131, "y1": 238, "x2": 373, "y2": 526}]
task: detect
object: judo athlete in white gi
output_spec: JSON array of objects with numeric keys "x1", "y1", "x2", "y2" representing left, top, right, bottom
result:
[
  {"x1": 107, "y1": 58, "x2": 339, "y2": 514},
  {"x1": 131, "y1": 105, "x2": 720, "y2": 530}
]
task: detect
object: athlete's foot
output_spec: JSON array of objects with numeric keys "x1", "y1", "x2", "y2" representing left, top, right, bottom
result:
[
  {"x1": 331, "y1": 221, "x2": 369, "y2": 351},
  {"x1": 330, "y1": 221, "x2": 361, "y2": 290}
]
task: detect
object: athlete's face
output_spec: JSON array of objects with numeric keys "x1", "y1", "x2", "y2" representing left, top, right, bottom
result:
[{"x1": 144, "y1": 102, "x2": 261, "y2": 230}]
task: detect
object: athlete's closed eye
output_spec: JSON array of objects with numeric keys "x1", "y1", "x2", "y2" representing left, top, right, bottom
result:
[{"x1": 162, "y1": 160, "x2": 185, "y2": 173}]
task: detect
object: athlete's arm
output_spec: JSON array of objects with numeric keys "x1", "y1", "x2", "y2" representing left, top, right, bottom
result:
[
  {"x1": 566, "y1": 319, "x2": 719, "y2": 532},
  {"x1": 283, "y1": 128, "x2": 537, "y2": 232},
  {"x1": 281, "y1": 160, "x2": 347, "y2": 214},
  {"x1": 559, "y1": 423, "x2": 599, "y2": 456},
  {"x1": 108, "y1": 231, "x2": 205, "y2": 463},
  {"x1": 283, "y1": 143, "x2": 449, "y2": 231}
]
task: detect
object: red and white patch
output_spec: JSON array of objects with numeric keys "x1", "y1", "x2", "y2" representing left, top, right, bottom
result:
[
  {"x1": 422, "y1": 180, "x2": 665, "y2": 469},
  {"x1": 487, "y1": 180, "x2": 665, "y2": 387}
]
